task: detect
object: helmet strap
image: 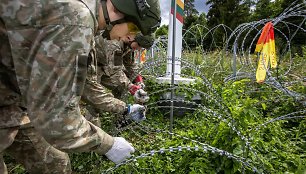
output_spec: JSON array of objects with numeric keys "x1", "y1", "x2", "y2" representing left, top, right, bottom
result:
[
  {"x1": 102, "y1": 18, "x2": 127, "y2": 39},
  {"x1": 110, "y1": 18, "x2": 127, "y2": 26},
  {"x1": 101, "y1": 0, "x2": 127, "y2": 39},
  {"x1": 101, "y1": 0, "x2": 112, "y2": 39}
]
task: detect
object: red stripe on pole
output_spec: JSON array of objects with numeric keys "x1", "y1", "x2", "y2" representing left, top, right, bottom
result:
[
  {"x1": 170, "y1": 9, "x2": 184, "y2": 23},
  {"x1": 176, "y1": 13, "x2": 184, "y2": 23}
]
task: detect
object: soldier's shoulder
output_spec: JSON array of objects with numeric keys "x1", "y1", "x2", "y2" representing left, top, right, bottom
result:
[{"x1": 106, "y1": 40, "x2": 124, "y2": 51}]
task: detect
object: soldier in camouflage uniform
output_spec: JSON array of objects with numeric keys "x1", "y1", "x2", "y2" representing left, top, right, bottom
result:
[
  {"x1": 0, "y1": 0, "x2": 161, "y2": 173},
  {"x1": 82, "y1": 23, "x2": 154, "y2": 126},
  {"x1": 98, "y1": 32, "x2": 154, "y2": 103}
]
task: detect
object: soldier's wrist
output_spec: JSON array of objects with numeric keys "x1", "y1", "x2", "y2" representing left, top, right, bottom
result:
[
  {"x1": 123, "y1": 104, "x2": 130, "y2": 115},
  {"x1": 94, "y1": 132, "x2": 115, "y2": 155}
]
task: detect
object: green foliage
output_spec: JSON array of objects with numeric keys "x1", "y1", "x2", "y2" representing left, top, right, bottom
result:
[
  {"x1": 155, "y1": 25, "x2": 168, "y2": 38},
  {"x1": 251, "y1": 0, "x2": 277, "y2": 20},
  {"x1": 3, "y1": 156, "x2": 26, "y2": 174},
  {"x1": 221, "y1": 78, "x2": 306, "y2": 173},
  {"x1": 249, "y1": 0, "x2": 306, "y2": 56},
  {"x1": 70, "y1": 65, "x2": 303, "y2": 173},
  {"x1": 184, "y1": 0, "x2": 199, "y2": 17},
  {"x1": 5, "y1": 50, "x2": 305, "y2": 174},
  {"x1": 183, "y1": 13, "x2": 208, "y2": 49},
  {"x1": 184, "y1": 15, "x2": 199, "y2": 31},
  {"x1": 206, "y1": 0, "x2": 250, "y2": 29},
  {"x1": 203, "y1": 0, "x2": 252, "y2": 49},
  {"x1": 97, "y1": 76, "x2": 304, "y2": 173}
]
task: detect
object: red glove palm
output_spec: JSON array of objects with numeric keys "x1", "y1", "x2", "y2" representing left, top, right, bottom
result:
[
  {"x1": 129, "y1": 84, "x2": 141, "y2": 95},
  {"x1": 134, "y1": 75, "x2": 145, "y2": 89},
  {"x1": 134, "y1": 75, "x2": 143, "y2": 83}
]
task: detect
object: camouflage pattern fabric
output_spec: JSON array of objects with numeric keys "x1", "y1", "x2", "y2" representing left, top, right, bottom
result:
[
  {"x1": 82, "y1": 42, "x2": 127, "y2": 116},
  {"x1": 82, "y1": 105, "x2": 102, "y2": 128},
  {"x1": 0, "y1": 0, "x2": 114, "y2": 157},
  {"x1": 81, "y1": 35, "x2": 142, "y2": 128},
  {"x1": 81, "y1": 41, "x2": 128, "y2": 128},
  {"x1": 0, "y1": 127, "x2": 71, "y2": 174},
  {"x1": 0, "y1": 20, "x2": 29, "y2": 128},
  {"x1": 82, "y1": 61, "x2": 126, "y2": 114},
  {"x1": 123, "y1": 51, "x2": 143, "y2": 84},
  {"x1": 96, "y1": 35, "x2": 129, "y2": 91},
  {"x1": 95, "y1": 35, "x2": 141, "y2": 98}
]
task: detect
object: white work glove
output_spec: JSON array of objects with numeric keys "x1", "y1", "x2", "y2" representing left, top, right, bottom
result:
[
  {"x1": 134, "y1": 88, "x2": 149, "y2": 103},
  {"x1": 105, "y1": 137, "x2": 135, "y2": 164},
  {"x1": 128, "y1": 84, "x2": 150, "y2": 103},
  {"x1": 126, "y1": 104, "x2": 146, "y2": 122}
]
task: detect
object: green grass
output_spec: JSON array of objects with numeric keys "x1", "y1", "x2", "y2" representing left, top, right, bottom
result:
[{"x1": 5, "y1": 49, "x2": 306, "y2": 174}]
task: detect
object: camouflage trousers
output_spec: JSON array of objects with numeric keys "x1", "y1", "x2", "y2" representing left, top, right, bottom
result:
[{"x1": 0, "y1": 126, "x2": 71, "y2": 174}]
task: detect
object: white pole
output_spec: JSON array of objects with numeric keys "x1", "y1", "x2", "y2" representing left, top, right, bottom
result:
[
  {"x1": 157, "y1": 0, "x2": 194, "y2": 85},
  {"x1": 167, "y1": 0, "x2": 184, "y2": 78}
]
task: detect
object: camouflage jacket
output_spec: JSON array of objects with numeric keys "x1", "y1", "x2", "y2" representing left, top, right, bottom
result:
[
  {"x1": 0, "y1": 0, "x2": 114, "y2": 154},
  {"x1": 94, "y1": 35, "x2": 140, "y2": 93},
  {"x1": 81, "y1": 43, "x2": 127, "y2": 114}
]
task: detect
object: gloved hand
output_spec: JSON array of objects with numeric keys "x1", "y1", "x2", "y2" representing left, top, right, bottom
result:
[
  {"x1": 134, "y1": 75, "x2": 145, "y2": 89},
  {"x1": 126, "y1": 104, "x2": 146, "y2": 122},
  {"x1": 136, "y1": 82, "x2": 146, "y2": 89},
  {"x1": 105, "y1": 137, "x2": 135, "y2": 164},
  {"x1": 128, "y1": 84, "x2": 150, "y2": 103}
]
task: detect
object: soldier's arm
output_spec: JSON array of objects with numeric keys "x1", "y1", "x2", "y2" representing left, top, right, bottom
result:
[
  {"x1": 123, "y1": 50, "x2": 141, "y2": 82},
  {"x1": 82, "y1": 75, "x2": 127, "y2": 115},
  {"x1": 26, "y1": 24, "x2": 114, "y2": 154}
]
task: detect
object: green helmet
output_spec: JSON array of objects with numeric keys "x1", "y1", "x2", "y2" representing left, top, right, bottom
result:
[
  {"x1": 134, "y1": 33, "x2": 155, "y2": 49},
  {"x1": 110, "y1": 0, "x2": 161, "y2": 35}
]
